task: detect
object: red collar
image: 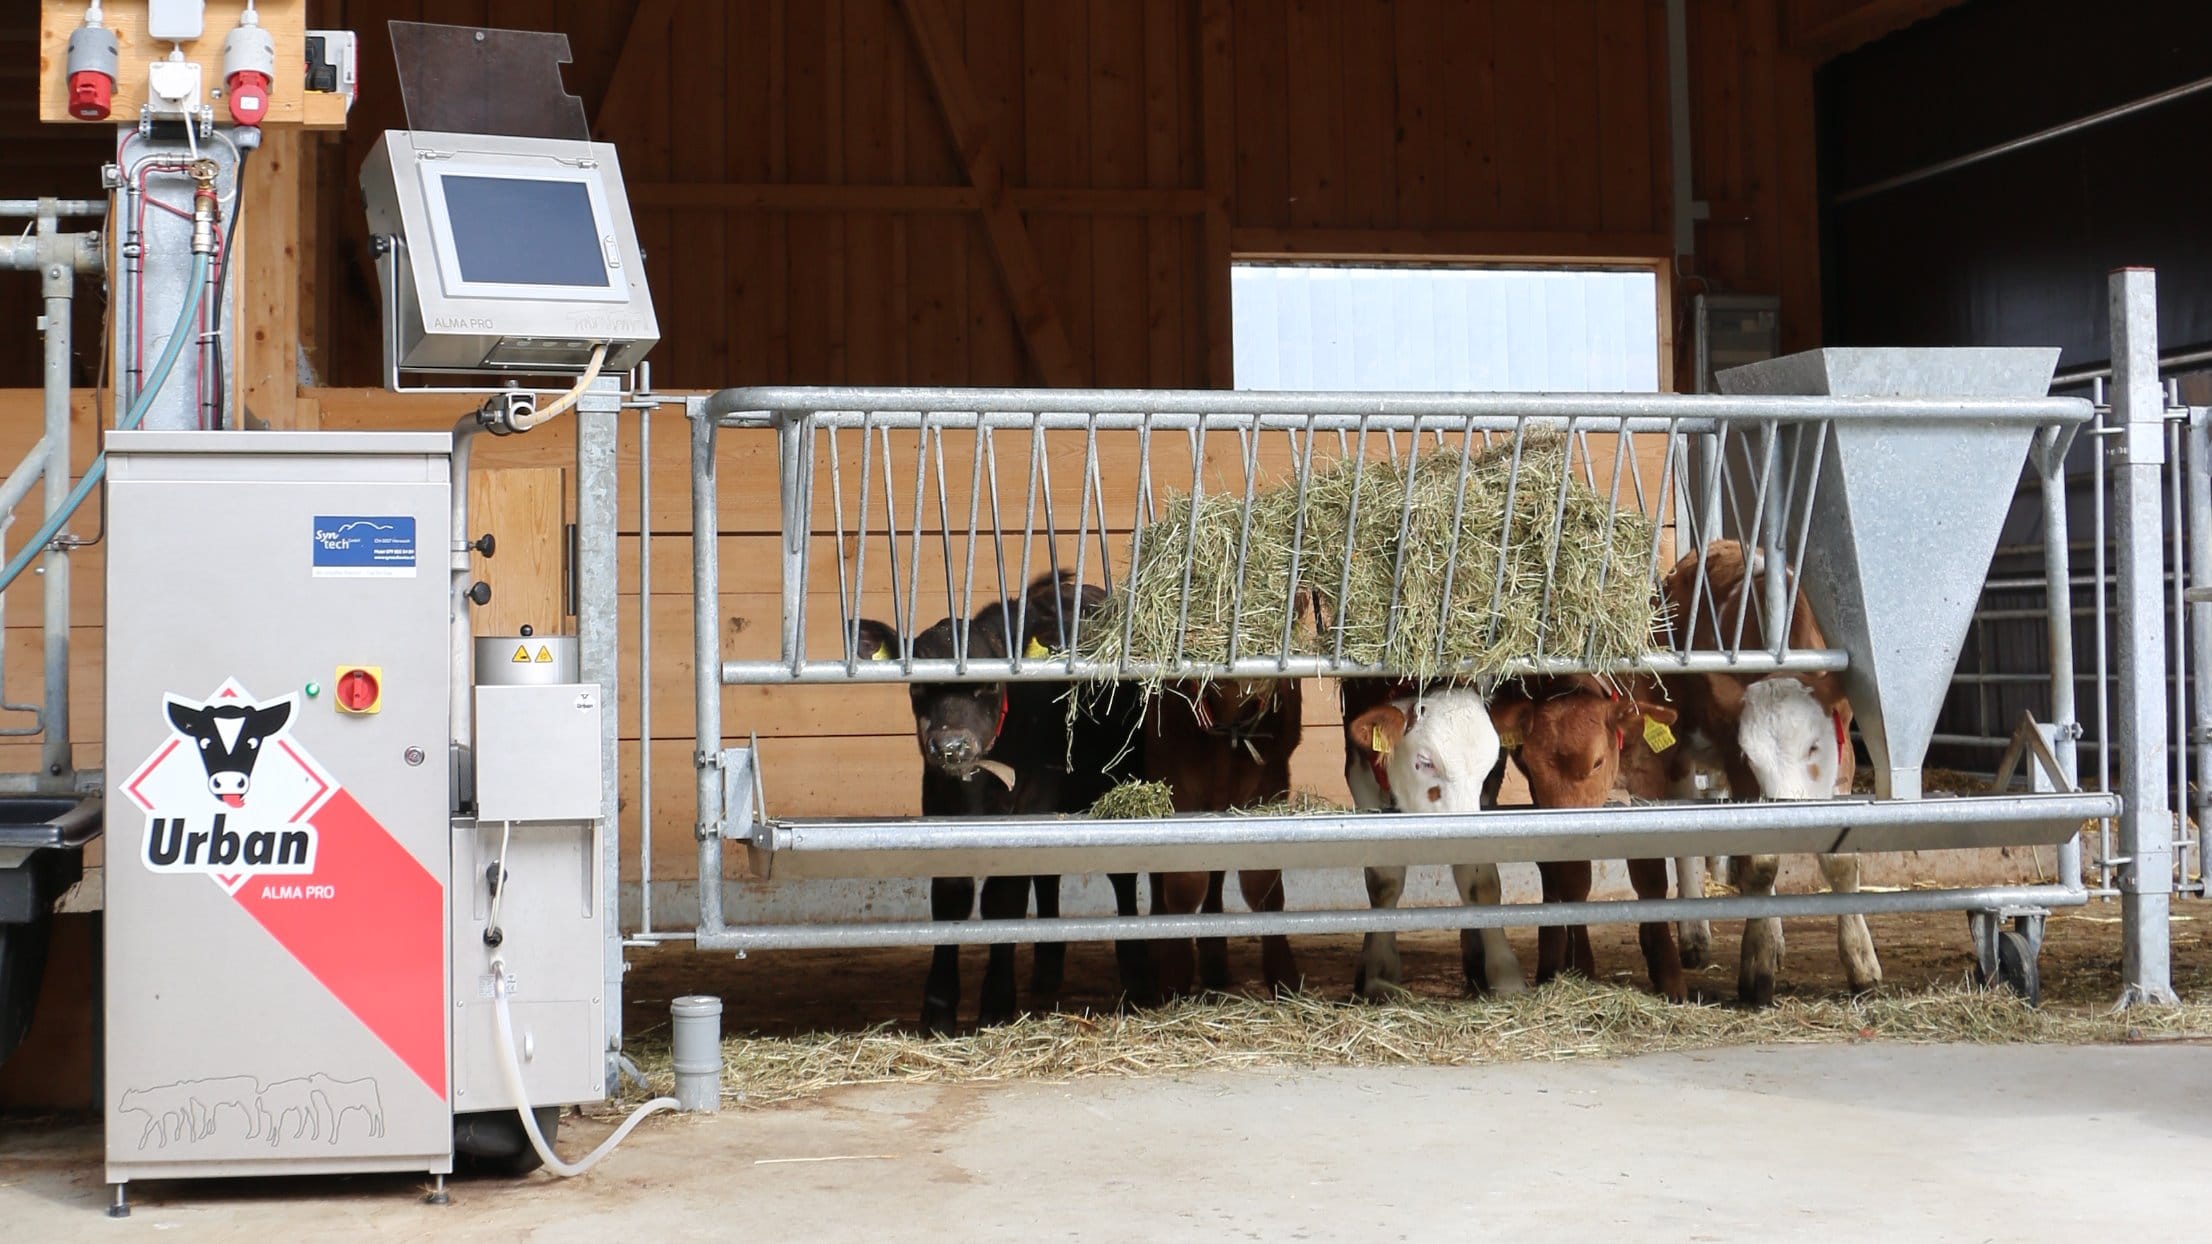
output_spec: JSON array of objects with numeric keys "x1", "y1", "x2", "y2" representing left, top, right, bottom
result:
[
  {"x1": 1368, "y1": 749, "x2": 1394, "y2": 798},
  {"x1": 1833, "y1": 708, "x2": 1847, "y2": 757},
  {"x1": 990, "y1": 692, "x2": 1009, "y2": 748}
]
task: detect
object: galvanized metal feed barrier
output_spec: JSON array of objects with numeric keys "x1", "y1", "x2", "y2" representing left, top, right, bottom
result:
[{"x1": 681, "y1": 369, "x2": 2123, "y2": 968}]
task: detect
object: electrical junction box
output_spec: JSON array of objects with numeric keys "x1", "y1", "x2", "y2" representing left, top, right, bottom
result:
[
  {"x1": 102, "y1": 431, "x2": 454, "y2": 1186},
  {"x1": 359, "y1": 129, "x2": 658, "y2": 376}
]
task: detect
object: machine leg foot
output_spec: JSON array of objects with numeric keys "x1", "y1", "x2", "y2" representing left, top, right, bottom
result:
[
  {"x1": 424, "y1": 1173, "x2": 449, "y2": 1206},
  {"x1": 106, "y1": 1184, "x2": 130, "y2": 1218}
]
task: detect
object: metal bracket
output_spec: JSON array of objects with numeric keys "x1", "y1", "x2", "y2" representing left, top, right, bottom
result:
[{"x1": 1990, "y1": 712, "x2": 2075, "y2": 794}]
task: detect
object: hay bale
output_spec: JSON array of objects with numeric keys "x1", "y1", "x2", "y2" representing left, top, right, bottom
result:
[{"x1": 1082, "y1": 435, "x2": 1657, "y2": 682}]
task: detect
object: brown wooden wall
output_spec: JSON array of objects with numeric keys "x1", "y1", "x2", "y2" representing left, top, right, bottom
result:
[{"x1": 0, "y1": 0, "x2": 1958, "y2": 894}]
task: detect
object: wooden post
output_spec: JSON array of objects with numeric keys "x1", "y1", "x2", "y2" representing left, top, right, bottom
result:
[{"x1": 239, "y1": 128, "x2": 302, "y2": 429}]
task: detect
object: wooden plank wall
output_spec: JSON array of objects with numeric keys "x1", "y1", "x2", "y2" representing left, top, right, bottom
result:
[{"x1": 0, "y1": 1, "x2": 1840, "y2": 888}]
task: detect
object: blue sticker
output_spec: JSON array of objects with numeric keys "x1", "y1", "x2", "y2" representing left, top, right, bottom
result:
[{"x1": 312, "y1": 515, "x2": 417, "y2": 579}]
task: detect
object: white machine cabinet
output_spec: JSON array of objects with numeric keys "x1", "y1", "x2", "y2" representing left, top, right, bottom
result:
[{"x1": 103, "y1": 432, "x2": 455, "y2": 1184}]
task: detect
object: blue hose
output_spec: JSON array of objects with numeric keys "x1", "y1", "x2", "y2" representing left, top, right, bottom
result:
[{"x1": 0, "y1": 252, "x2": 211, "y2": 595}]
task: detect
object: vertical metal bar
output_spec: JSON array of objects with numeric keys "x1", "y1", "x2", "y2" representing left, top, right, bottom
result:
[
  {"x1": 1279, "y1": 418, "x2": 1318, "y2": 671},
  {"x1": 2109, "y1": 267, "x2": 2177, "y2": 1007},
  {"x1": 2169, "y1": 415, "x2": 2193, "y2": 891},
  {"x1": 1335, "y1": 418, "x2": 1374, "y2": 661},
  {"x1": 574, "y1": 380, "x2": 626, "y2": 1086},
  {"x1": 637, "y1": 403, "x2": 654, "y2": 934},
  {"x1": 693, "y1": 411, "x2": 727, "y2": 936},
  {"x1": 2188, "y1": 407, "x2": 2212, "y2": 896},
  {"x1": 1432, "y1": 418, "x2": 1480, "y2": 667},
  {"x1": 2092, "y1": 382, "x2": 2114, "y2": 889},
  {"x1": 36, "y1": 259, "x2": 70, "y2": 781},
  {"x1": 2038, "y1": 431, "x2": 2082, "y2": 893},
  {"x1": 1223, "y1": 416, "x2": 1264, "y2": 665}
]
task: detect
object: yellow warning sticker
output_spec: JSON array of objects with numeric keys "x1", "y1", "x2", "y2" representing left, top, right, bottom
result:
[
  {"x1": 535, "y1": 646, "x2": 554, "y2": 664},
  {"x1": 1498, "y1": 728, "x2": 1525, "y2": 751},
  {"x1": 1024, "y1": 635, "x2": 1051, "y2": 659},
  {"x1": 1642, "y1": 717, "x2": 1677, "y2": 753},
  {"x1": 511, "y1": 644, "x2": 531, "y2": 663}
]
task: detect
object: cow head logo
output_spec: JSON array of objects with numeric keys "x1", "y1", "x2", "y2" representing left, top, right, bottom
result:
[{"x1": 162, "y1": 694, "x2": 296, "y2": 808}]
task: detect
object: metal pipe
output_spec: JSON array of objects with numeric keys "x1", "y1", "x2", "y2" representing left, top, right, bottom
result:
[
  {"x1": 37, "y1": 264, "x2": 70, "y2": 781},
  {"x1": 2039, "y1": 432, "x2": 2083, "y2": 892},
  {"x1": 2053, "y1": 345, "x2": 2212, "y2": 389},
  {"x1": 701, "y1": 387, "x2": 2090, "y2": 428},
  {"x1": 690, "y1": 406, "x2": 726, "y2": 936},
  {"x1": 762, "y1": 791, "x2": 2113, "y2": 866},
  {"x1": 2109, "y1": 267, "x2": 2177, "y2": 1007},
  {"x1": 695, "y1": 883, "x2": 2090, "y2": 952},
  {"x1": 2188, "y1": 407, "x2": 2212, "y2": 899},
  {"x1": 575, "y1": 381, "x2": 626, "y2": 1082},
  {"x1": 722, "y1": 648, "x2": 1851, "y2": 687},
  {"x1": 0, "y1": 199, "x2": 104, "y2": 218},
  {"x1": 1834, "y1": 72, "x2": 2212, "y2": 205},
  {"x1": 448, "y1": 414, "x2": 480, "y2": 810},
  {"x1": 637, "y1": 401, "x2": 654, "y2": 935}
]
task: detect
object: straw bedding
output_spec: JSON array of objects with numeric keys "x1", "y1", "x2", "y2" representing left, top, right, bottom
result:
[{"x1": 621, "y1": 977, "x2": 2212, "y2": 1110}]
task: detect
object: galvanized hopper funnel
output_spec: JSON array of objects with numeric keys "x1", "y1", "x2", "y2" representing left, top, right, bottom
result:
[{"x1": 1717, "y1": 348, "x2": 2060, "y2": 800}]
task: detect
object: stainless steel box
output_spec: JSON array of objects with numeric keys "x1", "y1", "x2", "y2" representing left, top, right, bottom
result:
[
  {"x1": 103, "y1": 431, "x2": 454, "y2": 1184},
  {"x1": 474, "y1": 684, "x2": 603, "y2": 823}
]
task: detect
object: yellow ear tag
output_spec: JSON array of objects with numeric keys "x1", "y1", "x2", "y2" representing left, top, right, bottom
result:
[
  {"x1": 1369, "y1": 725, "x2": 1392, "y2": 756},
  {"x1": 1024, "y1": 635, "x2": 1052, "y2": 659},
  {"x1": 869, "y1": 642, "x2": 891, "y2": 661},
  {"x1": 1497, "y1": 728, "x2": 1524, "y2": 751},
  {"x1": 1642, "y1": 717, "x2": 1677, "y2": 753}
]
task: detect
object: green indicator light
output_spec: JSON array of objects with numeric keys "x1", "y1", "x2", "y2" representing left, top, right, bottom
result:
[{"x1": 304, "y1": 682, "x2": 321, "y2": 698}]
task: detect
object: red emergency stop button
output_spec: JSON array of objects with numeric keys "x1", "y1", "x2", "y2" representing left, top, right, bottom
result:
[{"x1": 334, "y1": 666, "x2": 383, "y2": 715}]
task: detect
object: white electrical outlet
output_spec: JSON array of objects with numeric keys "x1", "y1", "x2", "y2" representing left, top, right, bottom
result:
[
  {"x1": 147, "y1": 59, "x2": 203, "y2": 115},
  {"x1": 147, "y1": 0, "x2": 206, "y2": 42}
]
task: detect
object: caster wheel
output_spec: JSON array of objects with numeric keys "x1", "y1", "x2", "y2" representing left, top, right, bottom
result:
[{"x1": 1994, "y1": 929, "x2": 2040, "y2": 1008}]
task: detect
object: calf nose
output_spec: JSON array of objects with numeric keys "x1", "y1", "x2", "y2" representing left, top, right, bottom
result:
[{"x1": 928, "y1": 734, "x2": 978, "y2": 768}]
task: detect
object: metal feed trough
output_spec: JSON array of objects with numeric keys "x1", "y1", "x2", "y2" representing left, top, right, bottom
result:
[{"x1": 681, "y1": 347, "x2": 2119, "y2": 977}]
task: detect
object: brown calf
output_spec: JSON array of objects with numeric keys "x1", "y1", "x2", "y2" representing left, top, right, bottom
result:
[
  {"x1": 1487, "y1": 675, "x2": 1686, "y2": 1002},
  {"x1": 1144, "y1": 679, "x2": 1303, "y2": 998}
]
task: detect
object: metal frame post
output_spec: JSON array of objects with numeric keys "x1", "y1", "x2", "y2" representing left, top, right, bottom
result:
[
  {"x1": 2185, "y1": 405, "x2": 2212, "y2": 897},
  {"x1": 575, "y1": 377, "x2": 628, "y2": 1082},
  {"x1": 2110, "y1": 268, "x2": 2178, "y2": 1007}
]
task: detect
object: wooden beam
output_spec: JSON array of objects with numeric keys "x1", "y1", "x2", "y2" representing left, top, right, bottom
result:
[
  {"x1": 1784, "y1": 0, "x2": 1969, "y2": 60},
  {"x1": 896, "y1": 0, "x2": 1083, "y2": 387},
  {"x1": 1231, "y1": 227, "x2": 1673, "y2": 264},
  {"x1": 239, "y1": 129, "x2": 302, "y2": 429},
  {"x1": 628, "y1": 182, "x2": 1211, "y2": 215},
  {"x1": 592, "y1": 0, "x2": 679, "y2": 140},
  {"x1": 1198, "y1": 0, "x2": 1235, "y2": 389}
]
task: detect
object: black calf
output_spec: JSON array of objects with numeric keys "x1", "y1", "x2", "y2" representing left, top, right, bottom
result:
[{"x1": 858, "y1": 572, "x2": 1150, "y2": 1034}]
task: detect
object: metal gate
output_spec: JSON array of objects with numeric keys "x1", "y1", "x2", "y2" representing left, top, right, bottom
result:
[{"x1": 610, "y1": 270, "x2": 2190, "y2": 1008}]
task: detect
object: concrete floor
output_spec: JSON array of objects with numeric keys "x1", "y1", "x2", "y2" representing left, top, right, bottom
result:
[{"x1": 3, "y1": 1044, "x2": 2203, "y2": 1241}]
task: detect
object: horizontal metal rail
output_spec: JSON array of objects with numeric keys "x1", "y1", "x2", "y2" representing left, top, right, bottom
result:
[
  {"x1": 724, "y1": 648, "x2": 1851, "y2": 686},
  {"x1": 749, "y1": 792, "x2": 2112, "y2": 879},
  {"x1": 696, "y1": 883, "x2": 2090, "y2": 951},
  {"x1": 700, "y1": 385, "x2": 2092, "y2": 429}
]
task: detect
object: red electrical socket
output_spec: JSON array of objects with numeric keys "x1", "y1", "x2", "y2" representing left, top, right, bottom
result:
[
  {"x1": 67, "y1": 69, "x2": 113, "y2": 121},
  {"x1": 226, "y1": 70, "x2": 270, "y2": 126}
]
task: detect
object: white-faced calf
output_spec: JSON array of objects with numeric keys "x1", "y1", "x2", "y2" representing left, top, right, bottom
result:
[{"x1": 1342, "y1": 682, "x2": 1523, "y2": 999}]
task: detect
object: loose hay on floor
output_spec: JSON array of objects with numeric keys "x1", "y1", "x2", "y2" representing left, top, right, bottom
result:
[{"x1": 621, "y1": 978, "x2": 2212, "y2": 1109}]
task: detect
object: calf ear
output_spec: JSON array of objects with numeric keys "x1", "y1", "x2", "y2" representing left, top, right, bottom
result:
[
  {"x1": 850, "y1": 619, "x2": 900, "y2": 662},
  {"x1": 1488, "y1": 698, "x2": 1534, "y2": 746},
  {"x1": 1345, "y1": 704, "x2": 1408, "y2": 758}
]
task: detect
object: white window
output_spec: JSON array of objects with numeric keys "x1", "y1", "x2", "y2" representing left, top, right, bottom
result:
[{"x1": 1231, "y1": 264, "x2": 1662, "y2": 394}]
